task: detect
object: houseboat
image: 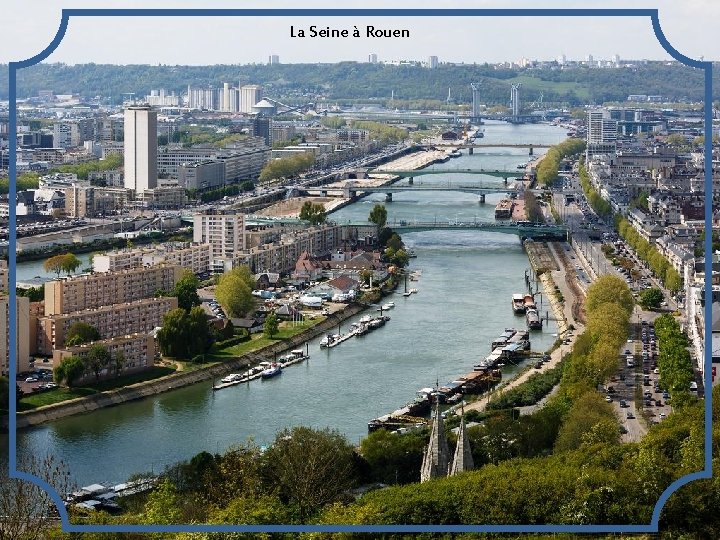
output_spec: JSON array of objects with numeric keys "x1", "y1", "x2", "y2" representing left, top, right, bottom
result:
[
  {"x1": 512, "y1": 293, "x2": 526, "y2": 314},
  {"x1": 494, "y1": 199, "x2": 514, "y2": 219},
  {"x1": 526, "y1": 308, "x2": 542, "y2": 330}
]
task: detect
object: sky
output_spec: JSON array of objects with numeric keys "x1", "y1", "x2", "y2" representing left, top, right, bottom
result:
[{"x1": 1, "y1": 0, "x2": 720, "y2": 66}]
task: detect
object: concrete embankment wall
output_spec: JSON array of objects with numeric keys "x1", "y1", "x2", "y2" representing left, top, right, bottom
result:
[{"x1": 16, "y1": 303, "x2": 366, "y2": 429}]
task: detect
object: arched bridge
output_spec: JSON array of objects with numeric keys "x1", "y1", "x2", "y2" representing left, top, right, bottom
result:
[{"x1": 368, "y1": 168, "x2": 527, "y2": 179}]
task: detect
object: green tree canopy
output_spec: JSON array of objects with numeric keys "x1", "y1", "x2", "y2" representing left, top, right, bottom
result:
[
  {"x1": 85, "y1": 343, "x2": 111, "y2": 381},
  {"x1": 261, "y1": 426, "x2": 359, "y2": 522},
  {"x1": 172, "y1": 270, "x2": 201, "y2": 312},
  {"x1": 298, "y1": 201, "x2": 327, "y2": 225},
  {"x1": 53, "y1": 355, "x2": 86, "y2": 386},
  {"x1": 263, "y1": 312, "x2": 279, "y2": 339},
  {"x1": 585, "y1": 275, "x2": 634, "y2": 318},
  {"x1": 64, "y1": 321, "x2": 101, "y2": 347},
  {"x1": 368, "y1": 204, "x2": 387, "y2": 230},
  {"x1": 156, "y1": 307, "x2": 213, "y2": 360},
  {"x1": 639, "y1": 287, "x2": 665, "y2": 310},
  {"x1": 215, "y1": 266, "x2": 255, "y2": 318}
]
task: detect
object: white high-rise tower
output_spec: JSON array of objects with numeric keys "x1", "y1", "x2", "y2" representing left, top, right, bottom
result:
[{"x1": 123, "y1": 105, "x2": 157, "y2": 194}]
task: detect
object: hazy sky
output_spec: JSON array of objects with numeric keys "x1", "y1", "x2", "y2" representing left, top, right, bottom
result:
[{"x1": 2, "y1": 0, "x2": 719, "y2": 65}]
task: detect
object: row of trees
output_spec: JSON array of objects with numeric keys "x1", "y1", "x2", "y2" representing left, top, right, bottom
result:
[
  {"x1": 535, "y1": 137, "x2": 585, "y2": 186},
  {"x1": 578, "y1": 163, "x2": 612, "y2": 217},
  {"x1": 616, "y1": 217, "x2": 683, "y2": 292},
  {"x1": 653, "y1": 313, "x2": 695, "y2": 404},
  {"x1": 54, "y1": 153, "x2": 123, "y2": 181},
  {"x1": 349, "y1": 120, "x2": 408, "y2": 144},
  {"x1": 258, "y1": 153, "x2": 314, "y2": 183}
]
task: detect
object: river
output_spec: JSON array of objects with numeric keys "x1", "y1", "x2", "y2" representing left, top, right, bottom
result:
[{"x1": 10, "y1": 121, "x2": 567, "y2": 487}]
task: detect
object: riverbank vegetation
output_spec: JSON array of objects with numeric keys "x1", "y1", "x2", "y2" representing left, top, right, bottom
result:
[{"x1": 40, "y1": 275, "x2": 716, "y2": 535}]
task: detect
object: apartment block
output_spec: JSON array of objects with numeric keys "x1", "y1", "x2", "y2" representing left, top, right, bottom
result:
[
  {"x1": 93, "y1": 243, "x2": 212, "y2": 275},
  {"x1": 0, "y1": 295, "x2": 31, "y2": 376},
  {"x1": 37, "y1": 296, "x2": 177, "y2": 355},
  {"x1": 43, "y1": 265, "x2": 184, "y2": 316},
  {"x1": 53, "y1": 332, "x2": 157, "y2": 382},
  {"x1": 193, "y1": 212, "x2": 247, "y2": 266}
]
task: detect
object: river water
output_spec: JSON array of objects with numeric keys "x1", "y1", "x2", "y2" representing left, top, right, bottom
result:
[{"x1": 11, "y1": 121, "x2": 567, "y2": 487}]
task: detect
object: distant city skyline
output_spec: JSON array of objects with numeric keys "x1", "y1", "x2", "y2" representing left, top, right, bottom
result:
[{"x1": 3, "y1": 1, "x2": 720, "y2": 66}]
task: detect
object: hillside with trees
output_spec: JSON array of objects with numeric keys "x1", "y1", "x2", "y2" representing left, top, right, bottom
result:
[{"x1": 4, "y1": 62, "x2": 715, "y2": 106}]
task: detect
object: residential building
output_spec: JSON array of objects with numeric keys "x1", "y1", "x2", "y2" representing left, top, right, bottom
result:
[
  {"x1": 43, "y1": 265, "x2": 184, "y2": 316},
  {"x1": 193, "y1": 212, "x2": 247, "y2": 269},
  {"x1": 93, "y1": 243, "x2": 212, "y2": 275},
  {"x1": 124, "y1": 105, "x2": 158, "y2": 193},
  {"x1": 53, "y1": 332, "x2": 157, "y2": 381},
  {"x1": 37, "y1": 297, "x2": 177, "y2": 355},
  {"x1": 586, "y1": 109, "x2": 618, "y2": 155},
  {"x1": 0, "y1": 295, "x2": 31, "y2": 376},
  {"x1": 427, "y1": 55, "x2": 438, "y2": 69}
]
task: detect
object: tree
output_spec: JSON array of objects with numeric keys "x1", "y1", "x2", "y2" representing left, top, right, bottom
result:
[
  {"x1": 86, "y1": 344, "x2": 111, "y2": 382},
  {"x1": 264, "y1": 312, "x2": 279, "y2": 339},
  {"x1": 54, "y1": 355, "x2": 85, "y2": 386},
  {"x1": 172, "y1": 270, "x2": 201, "y2": 311},
  {"x1": 111, "y1": 350, "x2": 125, "y2": 378},
  {"x1": 585, "y1": 275, "x2": 634, "y2": 318},
  {"x1": 156, "y1": 307, "x2": 213, "y2": 360},
  {"x1": 215, "y1": 267, "x2": 255, "y2": 318},
  {"x1": 261, "y1": 426, "x2": 358, "y2": 523},
  {"x1": 43, "y1": 254, "x2": 66, "y2": 278},
  {"x1": 299, "y1": 201, "x2": 327, "y2": 225},
  {"x1": 64, "y1": 321, "x2": 101, "y2": 346},
  {"x1": 639, "y1": 287, "x2": 665, "y2": 310},
  {"x1": 0, "y1": 453, "x2": 73, "y2": 540},
  {"x1": 368, "y1": 204, "x2": 388, "y2": 231},
  {"x1": 61, "y1": 253, "x2": 82, "y2": 275}
]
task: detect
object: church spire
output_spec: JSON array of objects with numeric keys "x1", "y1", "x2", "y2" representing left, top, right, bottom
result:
[
  {"x1": 420, "y1": 401, "x2": 450, "y2": 482},
  {"x1": 449, "y1": 405, "x2": 474, "y2": 476}
]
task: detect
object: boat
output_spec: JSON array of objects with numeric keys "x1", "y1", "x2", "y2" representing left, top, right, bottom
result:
[
  {"x1": 220, "y1": 373, "x2": 242, "y2": 384},
  {"x1": 279, "y1": 349, "x2": 309, "y2": 366},
  {"x1": 381, "y1": 303, "x2": 395, "y2": 310},
  {"x1": 523, "y1": 293, "x2": 536, "y2": 310},
  {"x1": 526, "y1": 308, "x2": 542, "y2": 330},
  {"x1": 409, "y1": 288, "x2": 418, "y2": 294},
  {"x1": 320, "y1": 334, "x2": 337, "y2": 348},
  {"x1": 449, "y1": 149, "x2": 462, "y2": 158},
  {"x1": 516, "y1": 163, "x2": 527, "y2": 169},
  {"x1": 512, "y1": 293, "x2": 526, "y2": 314},
  {"x1": 403, "y1": 291, "x2": 412, "y2": 297},
  {"x1": 261, "y1": 363, "x2": 282, "y2": 378},
  {"x1": 495, "y1": 199, "x2": 514, "y2": 219},
  {"x1": 407, "y1": 249, "x2": 418, "y2": 258}
]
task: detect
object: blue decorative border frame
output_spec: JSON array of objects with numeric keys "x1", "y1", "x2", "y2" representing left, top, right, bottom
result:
[{"x1": 6, "y1": 8, "x2": 713, "y2": 534}]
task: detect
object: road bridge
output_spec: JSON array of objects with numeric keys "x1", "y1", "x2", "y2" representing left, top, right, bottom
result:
[
  {"x1": 344, "y1": 220, "x2": 568, "y2": 240},
  {"x1": 368, "y1": 168, "x2": 527, "y2": 179}
]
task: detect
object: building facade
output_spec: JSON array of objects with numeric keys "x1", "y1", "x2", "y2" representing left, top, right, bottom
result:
[
  {"x1": 124, "y1": 105, "x2": 158, "y2": 193},
  {"x1": 43, "y1": 265, "x2": 184, "y2": 316}
]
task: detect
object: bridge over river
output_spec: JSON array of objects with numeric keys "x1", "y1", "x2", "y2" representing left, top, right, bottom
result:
[
  {"x1": 368, "y1": 167, "x2": 527, "y2": 180},
  {"x1": 345, "y1": 220, "x2": 568, "y2": 240}
]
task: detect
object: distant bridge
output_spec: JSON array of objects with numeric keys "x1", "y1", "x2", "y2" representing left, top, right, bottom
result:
[
  {"x1": 428, "y1": 143, "x2": 552, "y2": 149},
  {"x1": 344, "y1": 220, "x2": 568, "y2": 240},
  {"x1": 368, "y1": 168, "x2": 527, "y2": 179},
  {"x1": 308, "y1": 182, "x2": 520, "y2": 202}
]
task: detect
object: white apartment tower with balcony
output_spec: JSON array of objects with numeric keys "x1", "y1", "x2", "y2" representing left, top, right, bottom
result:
[{"x1": 124, "y1": 105, "x2": 157, "y2": 193}]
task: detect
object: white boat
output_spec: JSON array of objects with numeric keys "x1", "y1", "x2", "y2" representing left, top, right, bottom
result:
[
  {"x1": 381, "y1": 303, "x2": 394, "y2": 311},
  {"x1": 386, "y1": 301, "x2": 395, "y2": 308},
  {"x1": 260, "y1": 363, "x2": 282, "y2": 379}
]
